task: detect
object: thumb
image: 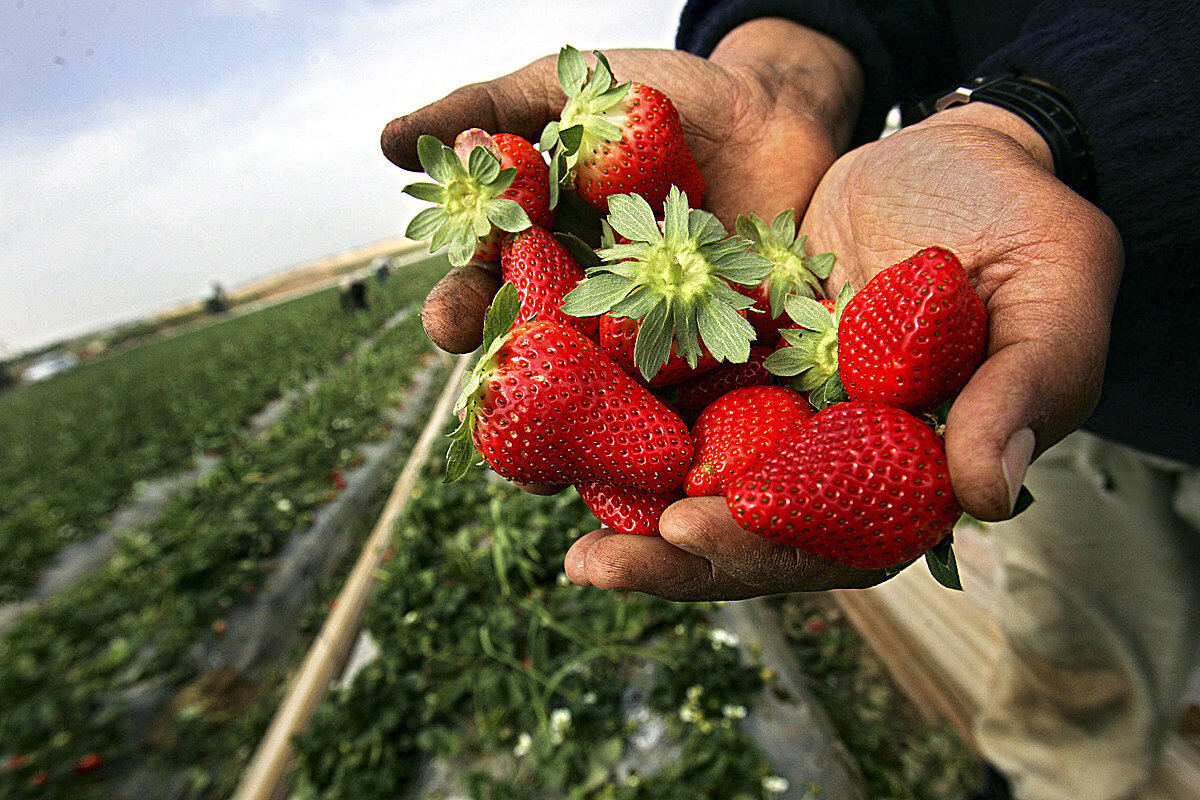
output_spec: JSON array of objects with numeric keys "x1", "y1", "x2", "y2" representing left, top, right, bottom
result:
[
  {"x1": 381, "y1": 55, "x2": 562, "y2": 171},
  {"x1": 420, "y1": 259, "x2": 500, "y2": 354}
]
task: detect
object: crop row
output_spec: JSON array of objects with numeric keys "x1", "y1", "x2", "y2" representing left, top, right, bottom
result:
[
  {"x1": 0, "y1": 299, "x2": 447, "y2": 800},
  {"x1": 290, "y1": 453, "x2": 788, "y2": 800},
  {"x1": 0, "y1": 256, "x2": 447, "y2": 601}
]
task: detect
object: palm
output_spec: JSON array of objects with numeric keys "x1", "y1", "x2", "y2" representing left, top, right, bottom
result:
[{"x1": 800, "y1": 122, "x2": 1123, "y2": 518}]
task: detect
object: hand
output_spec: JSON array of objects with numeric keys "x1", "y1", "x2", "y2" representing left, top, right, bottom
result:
[
  {"x1": 385, "y1": 19, "x2": 863, "y2": 350},
  {"x1": 565, "y1": 496, "x2": 885, "y2": 601},
  {"x1": 799, "y1": 102, "x2": 1124, "y2": 522}
]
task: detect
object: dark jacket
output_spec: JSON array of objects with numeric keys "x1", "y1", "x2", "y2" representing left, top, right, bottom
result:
[{"x1": 677, "y1": 0, "x2": 1200, "y2": 465}]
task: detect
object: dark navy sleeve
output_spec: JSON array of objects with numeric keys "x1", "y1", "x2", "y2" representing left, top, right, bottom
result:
[
  {"x1": 675, "y1": 0, "x2": 959, "y2": 146},
  {"x1": 974, "y1": 1, "x2": 1200, "y2": 462}
]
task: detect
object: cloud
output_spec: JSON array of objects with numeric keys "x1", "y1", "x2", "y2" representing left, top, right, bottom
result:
[{"x1": 0, "y1": 0, "x2": 685, "y2": 353}]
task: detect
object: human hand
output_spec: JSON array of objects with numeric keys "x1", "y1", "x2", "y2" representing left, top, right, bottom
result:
[
  {"x1": 385, "y1": 19, "x2": 862, "y2": 351},
  {"x1": 798, "y1": 102, "x2": 1124, "y2": 522}
]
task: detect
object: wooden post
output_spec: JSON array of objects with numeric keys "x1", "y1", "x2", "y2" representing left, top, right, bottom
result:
[{"x1": 231, "y1": 353, "x2": 470, "y2": 800}]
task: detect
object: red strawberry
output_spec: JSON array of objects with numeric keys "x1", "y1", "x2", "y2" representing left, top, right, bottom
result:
[
  {"x1": 73, "y1": 752, "x2": 104, "y2": 775},
  {"x1": 766, "y1": 247, "x2": 986, "y2": 412},
  {"x1": 501, "y1": 225, "x2": 598, "y2": 340},
  {"x1": 576, "y1": 482, "x2": 683, "y2": 536},
  {"x1": 733, "y1": 210, "x2": 835, "y2": 345},
  {"x1": 598, "y1": 314, "x2": 720, "y2": 388},
  {"x1": 667, "y1": 344, "x2": 775, "y2": 425},
  {"x1": 727, "y1": 401, "x2": 961, "y2": 569},
  {"x1": 542, "y1": 46, "x2": 704, "y2": 213},
  {"x1": 403, "y1": 129, "x2": 553, "y2": 266},
  {"x1": 685, "y1": 386, "x2": 814, "y2": 497},
  {"x1": 447, "y1": 284, "x2": 691, "y2": 491}
]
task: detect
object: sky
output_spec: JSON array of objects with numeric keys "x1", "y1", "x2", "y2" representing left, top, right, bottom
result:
[{"x1": 0, "y1": 0, "x2": 686, "y2": 355}]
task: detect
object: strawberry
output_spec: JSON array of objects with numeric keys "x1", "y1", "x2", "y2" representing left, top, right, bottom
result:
[
  {"x1": 576, "y1": 482, "x2": 683, "y2": 536},
  {"x1": 733, "y1": 210, "x2": 835, "y2": 345},
  {"x1": 685, "y1": 386, "x2": 814, "y2": 497},
  {"x1": 561, "y1": 188, "x2": 772, "y2": 382},
  {"x1": 767, "y1": 247, "x2": 987, "y2": 412},
  {"x1": 404, "y1": 129, "x2": 553, "y2": 266},
  {"x1": 666, "y1": 343, "x2": 776, "y2": 425},
  {"x1": 726, "y1": 401, "x2": 961, "y2": 570},
  {"x1": 73, "y1": 752, "x2": 104, "y2": 775},
  {"x1": 541, "y1": 46, "x2": 705, "y2": 213},
  {"x1": 501, "y1": 225, "x2": 598, "y2": 340},
  {"x1": 598, "y1": 314, "x2": 720, "y2": 388},
  {"x1": 447, "y1": 284, "x2": 692, "y2": 490}
]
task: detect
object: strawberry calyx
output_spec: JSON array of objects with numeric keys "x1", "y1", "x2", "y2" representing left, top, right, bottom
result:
[
  {"x1": 735, "y1": 209, "x2": 835, "y2": 318},
  {"x1": 540, "y1": 45, "x2": 629, "y2": 208},
  {"x1": 560, "y1": 187, "x2": 772, "y2": 382},
  {"x1": 403, "y1": 132, "x2": 532, "y2": 266},
  {"x1": 764, "y1": 282, "x2": 853, "y2": 408},
  {"x1": 446, "y1": 282, "x2": 522, "y2": 481}
]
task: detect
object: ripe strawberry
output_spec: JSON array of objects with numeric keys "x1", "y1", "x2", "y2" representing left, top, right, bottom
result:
[
  {"x1": 73, "y1": 752, "x2": 104, "y2": 775},
  {"x1": 685, "y1": 386, "x2": 814, "y2": 497},
  {"x1": 726, "y1": 401, "x2": 961, "y2": 569},
  {"x1": 667, "y1": 343, "x2": 775, "y2": 425},
  {"x1": 541, "y1": 46, "x2": 705, "y2": 213},
  {"x1": 404, "y1": 129, "x2": 553, "y2": 266},
  {"x1": 561, "y1": 188, "x2": 772, "y2": 382},
  {"x1": 576, "y1": 482, "x2": 683, "y2": 536},
  {"x1": 501, "y1": 225, "x2": 598, "y2": 340},
  {"x1": 767, "y1": 247, "x2": 986, "y2": 412},
  {"x1": 447, "y1": 284, "x2": 691, "y2": 490},
  {"x1": 598, "y1": 314, "x2": 720, "y2": 388},
  {"x1": 734, "y1": 210, "x2": 835, "y2": 345}
]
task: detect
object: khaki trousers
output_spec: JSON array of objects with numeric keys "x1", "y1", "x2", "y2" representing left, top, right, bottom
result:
[{"x1": 975, "y1": 430, "x2": 1200, "y2": 800}]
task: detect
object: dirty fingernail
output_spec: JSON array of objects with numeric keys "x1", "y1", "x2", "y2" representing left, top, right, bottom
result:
[{"x1": 1002, "y1": 427, "x2": 1036, "y2": 515}]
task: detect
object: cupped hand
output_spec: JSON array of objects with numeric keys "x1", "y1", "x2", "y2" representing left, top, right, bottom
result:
[{"x1": 799, "y1": 103, "x2": 1124, "y2": 522}]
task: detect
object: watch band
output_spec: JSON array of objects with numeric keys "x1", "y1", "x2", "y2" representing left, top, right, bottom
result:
[{"x1": 903, "y1": 75, "x2": 1098, "y2": 202}]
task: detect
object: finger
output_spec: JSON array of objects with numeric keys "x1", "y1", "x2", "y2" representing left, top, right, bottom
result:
[
  {"x1": 420, "y1": 259, "x2": 501, "y2": 353},
  {"x1": 382, "y1": 55, "x2": 562, "y2": 171},
  {"x1": 659, "y1": 497, "x2": 884, "y2": 591},
  {"x1": 565, "y1": 528, "x2": 763, "y2": 601}
]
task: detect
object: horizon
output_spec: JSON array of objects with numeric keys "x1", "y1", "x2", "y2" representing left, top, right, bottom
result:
[{"x1": 0, "y1": 0, "x2": 684, "y2": 357}]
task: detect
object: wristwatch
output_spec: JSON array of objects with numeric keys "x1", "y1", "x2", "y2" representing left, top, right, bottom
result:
[{"x1": 903, "y1": 75, "x2": 1097, "y2": 202}]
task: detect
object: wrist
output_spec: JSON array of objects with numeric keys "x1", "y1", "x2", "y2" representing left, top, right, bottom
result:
[
  {"x1": 918, "y1": 101, "x2": 1055, "y2": 173},
  {"x1": 708, "y1": 18, "x2": 864, "y2": 151}
]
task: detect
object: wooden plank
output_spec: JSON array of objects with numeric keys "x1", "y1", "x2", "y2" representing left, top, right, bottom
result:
[{"x1": 231, "y1": 353, "x2": 471, "y2": 800}]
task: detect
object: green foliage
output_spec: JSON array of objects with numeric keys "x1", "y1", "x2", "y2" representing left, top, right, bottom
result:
[
  {"x1": 0, "y1": 257, "x2": 445, "y2": 601},
  {"x1": 0, "y1": 292, "x2": 444, "y2": 800},
  {"x1": 292, "y1": 460, "x2": 780, "y2": 800}
]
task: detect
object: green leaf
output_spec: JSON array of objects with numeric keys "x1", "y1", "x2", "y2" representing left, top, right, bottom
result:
[
  {"x1": 925, "y1": 538, "x2": 963, "y2": 590},
  {"x1": 610, "y1": 285, "x2": 661, "y2": 319},
  {"x1": 712, "y1": 247, "x2": 773, "y2": 286},
  {"x1": 405, "y1": 206, "x2": 448, "y2": 241},
  {"x1": 673, "y1": 303, "x2": 701, "y2": 367},
  {"x1": 557, "y1": 45, "x2": 588, "y2": 97},
  {"x1": 806, "y1": 251, "x2": 836, "y2": 279},
  {"x1": 583, "y1": 116, "x2": 623, "y2": 141},
  {"x1": 484, "y1": 198, "x2": 531, "y2": 233},
  {"x1": 633, "y1": 301, "x2": 672, "y2": 381},
  {"x1": 558, "y1": 124, "x2": 584, "y2": 156},
  {"x1": 593, "y1": 82, "x2": 630, "y2": 112},
  {"x1": 448, "y1": 231, "x2": 478, "y2": 267},
  {"x1": 539, "y1": 121, "x2": 560, "y2": 153},
  {"x1": 548, "y1": 153, "x2": 563, "y2": 209},
  {"x1": 769, "y1": 208, "x2": 796, "y2": 243},
  {"x1": 417, "y1": 134, "x2": 453, "y2": 183},
  {"x1": 444, "y1": 422, "x2": 476, "y2": 483},
  {"x1": 767, "y1": 276, "x2": 789, "y2": 320},
  {"x1": 606, "y1": 193, "x2": 661, "y2": 243},
  {"x1": 400, "y1": 181, "x2": 447, "y2": 203},
  {"x1": 467, "y1": 145, "x2": 501, "y2": 183},
  {"x1": 696, "y1": 301, "x2": 754, "y2": 364},
  {"x1": 784, "y1": 295, "x2": 836, "y2": 333},
  {"x1": 763, "y1": 347, "x2": 806, "y2": 377},
  {"x1": 560, "y1": 273, "x2": 634, "y2": 316},
  {"x1": 662, "y1": 188, "x2": 689, "y2": 249},
  {"x1": 482, "y1": 282, "x2": 521, "y2": 350}
]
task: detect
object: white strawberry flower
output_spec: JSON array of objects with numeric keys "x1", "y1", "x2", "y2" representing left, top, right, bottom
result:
[
  {"x1": 513, "y1": 732, "x2": 532, "y2": 757},
  {"x1": 762, "y1": 775, "x2": 790, "y2": 796},
  {"x1": 708, "y1": 628, "x2": 740, "y2": 649}
]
